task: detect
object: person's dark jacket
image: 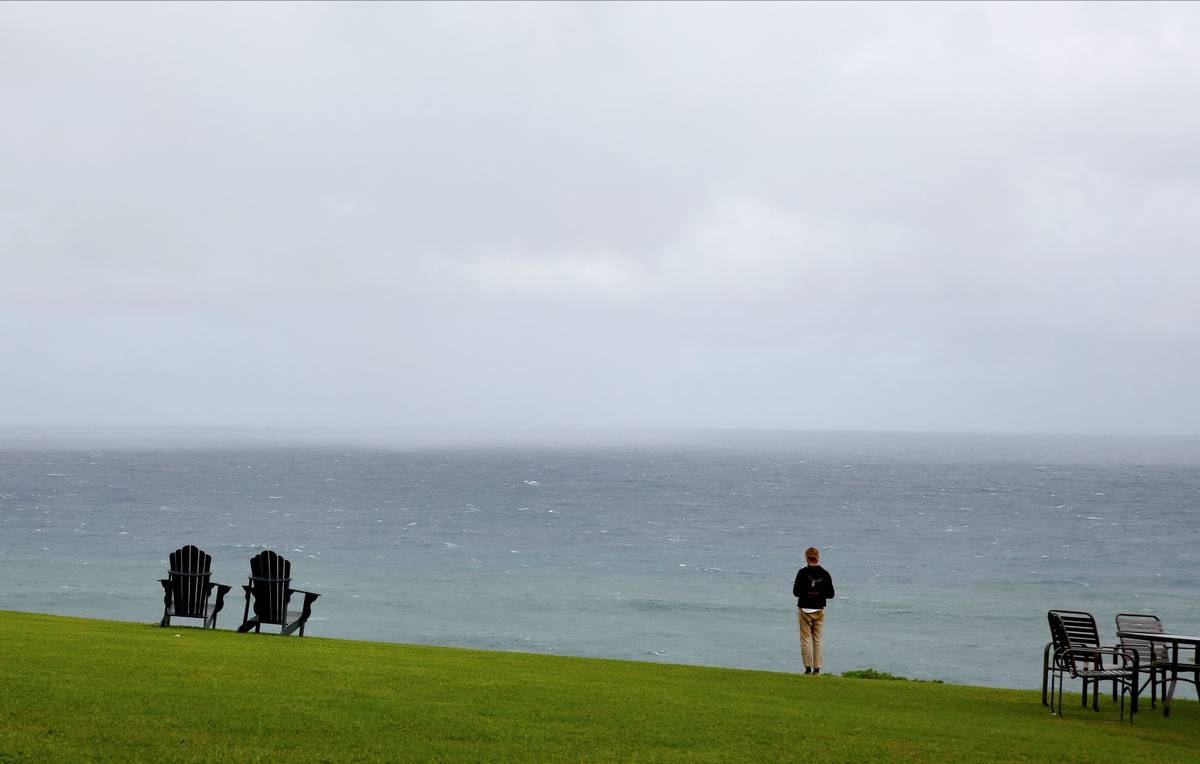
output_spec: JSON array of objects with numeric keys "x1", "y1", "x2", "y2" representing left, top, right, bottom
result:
[{"x1": 793, "y1": 564, "x2": 835, "y2": 610}]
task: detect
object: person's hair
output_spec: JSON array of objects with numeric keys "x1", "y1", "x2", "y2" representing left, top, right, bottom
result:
[{"x1": 805, "y1": 546, "x2": 819, "y2": 563}]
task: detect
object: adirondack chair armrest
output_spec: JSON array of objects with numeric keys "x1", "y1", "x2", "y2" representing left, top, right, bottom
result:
[
  {"x1": 291, "y1": 588, "x2": 320, "y2": 607},
  {"x1": 207, "y1": 582, "x2": 232, "y2": 615},
  {"x1": 160, "y1": 578, "x2": 172, "y2": 607},
  {"x1": 289, "y1": 589, "x2": 320, "y2": 622}
]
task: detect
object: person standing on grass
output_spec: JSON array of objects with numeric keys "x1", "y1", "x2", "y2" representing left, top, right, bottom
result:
[{"x1": 794, "y1": 546, "x2": 835, "y2": 675}]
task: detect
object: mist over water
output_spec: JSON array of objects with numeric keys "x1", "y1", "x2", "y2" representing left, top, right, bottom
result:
[
  {"x1": 2, "y1": 429, "x2": 1197, "y2": 689},
  {"x1": 5, "y1": 2, "x2": 1200, "y2": 703}
]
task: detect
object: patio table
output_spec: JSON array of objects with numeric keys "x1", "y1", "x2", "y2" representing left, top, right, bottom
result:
[{"x1": 1116, "y1": 630, "x2": 1200, "y2": 717}]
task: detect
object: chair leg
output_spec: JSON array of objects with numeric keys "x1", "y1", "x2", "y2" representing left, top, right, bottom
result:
[
  {"x1": 1052, "y1": 670, "x2": 1066, "y2": 716},
  {"x1": 1042, "y1": 643, "x2": 1051, "y2": 706},
  {"x1": 1110, "y1": 656, "x2": 1117, "y2": 703},
  {"x1": 1048, "y1": 670, "x2": 1055, "y2": 715}
]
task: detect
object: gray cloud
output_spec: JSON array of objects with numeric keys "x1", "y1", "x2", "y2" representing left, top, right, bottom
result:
[{"x1": 2, "y1": 2, "x2": 1199, "y2": 433}]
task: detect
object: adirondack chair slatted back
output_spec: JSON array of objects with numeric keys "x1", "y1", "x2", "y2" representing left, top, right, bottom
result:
[
  {"x1": 249, "y1": 550, "x2": 292, "y2": 624},
  {"x1": 1116, "y1": 613, "x2": 1168, "y2": 665},
  {"x1": 1049, "y1": 610, "x2": 1101, "y2": 675},
  {"x1": 168, "y1": 545, "x2": 212, "y2": 619}
]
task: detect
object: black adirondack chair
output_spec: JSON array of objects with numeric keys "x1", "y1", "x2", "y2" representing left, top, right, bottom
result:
[
  {"x1": 1047, "y1": 610, "x2": 1137, "y2": 722},
  {"x1": 237, "y1": 549, "x2": 320, "y2": 636},
  {"x1": 159, "y1": 544, "x2": 231, "y2": 629}
]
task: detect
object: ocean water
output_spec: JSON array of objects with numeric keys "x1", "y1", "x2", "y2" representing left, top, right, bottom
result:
[{"x1": 1, "y1": 429, "x2": 1198, "y2": 690}]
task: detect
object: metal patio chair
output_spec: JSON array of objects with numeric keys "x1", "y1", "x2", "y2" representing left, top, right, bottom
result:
[
  {"x1": 1117, "y1": 612, "x2": 1200, "y2": 714},
  {"x1": 1115, "y1": 613, "x2": 1170, "y2": 709},
  {"x1": 1047, "y1": 610, "x2": 1137, "y2": 722}
]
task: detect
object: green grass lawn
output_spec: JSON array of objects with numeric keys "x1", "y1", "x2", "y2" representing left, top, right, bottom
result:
[{"x1": 1, "y1": 610, "x2": 1196, "y2": 762}]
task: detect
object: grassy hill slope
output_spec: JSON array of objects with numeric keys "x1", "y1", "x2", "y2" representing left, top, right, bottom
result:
[{"x1": 1, "y1": 611, "x2": 1196, "y2": 762}]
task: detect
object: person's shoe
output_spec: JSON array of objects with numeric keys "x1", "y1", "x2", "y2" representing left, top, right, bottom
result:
[
  {"x1": 804, "y1": 667, "x2": 812, "y2": 674},
  {"x1": 813, "y1": 668, "x2": 821, "y2": 675}
]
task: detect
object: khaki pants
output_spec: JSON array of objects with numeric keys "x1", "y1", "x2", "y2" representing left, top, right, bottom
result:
[{"x1": 798, "y1": 609, "x2": 824, "y2": 669}]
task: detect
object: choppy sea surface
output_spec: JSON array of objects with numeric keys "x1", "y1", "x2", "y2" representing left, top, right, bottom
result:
[{"x1": 2, "y1": 429, "x2": 1197, "y2": 689}]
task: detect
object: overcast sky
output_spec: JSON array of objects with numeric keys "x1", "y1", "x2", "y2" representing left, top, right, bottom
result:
[{"x1": 2, "y1": 2, "x2": 1199, "y2": 434}]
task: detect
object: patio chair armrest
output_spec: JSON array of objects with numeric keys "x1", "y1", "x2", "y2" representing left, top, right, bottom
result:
[
  {"x1": 1056, "y1": 645, "x2": 1114, "y2": 656},
  {"x1": 1116, "y1": 646, "x2": 1141, "y2": 671},
  {"x1": 1059, "y1": 646, "x2": 1137, "y2": 669},
  {"x1": 160, "y1": 579, "x2": 172, "y2": 608},
  {"x1": 288, "y1": 588, "x2": 320, "y2": 599}
]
